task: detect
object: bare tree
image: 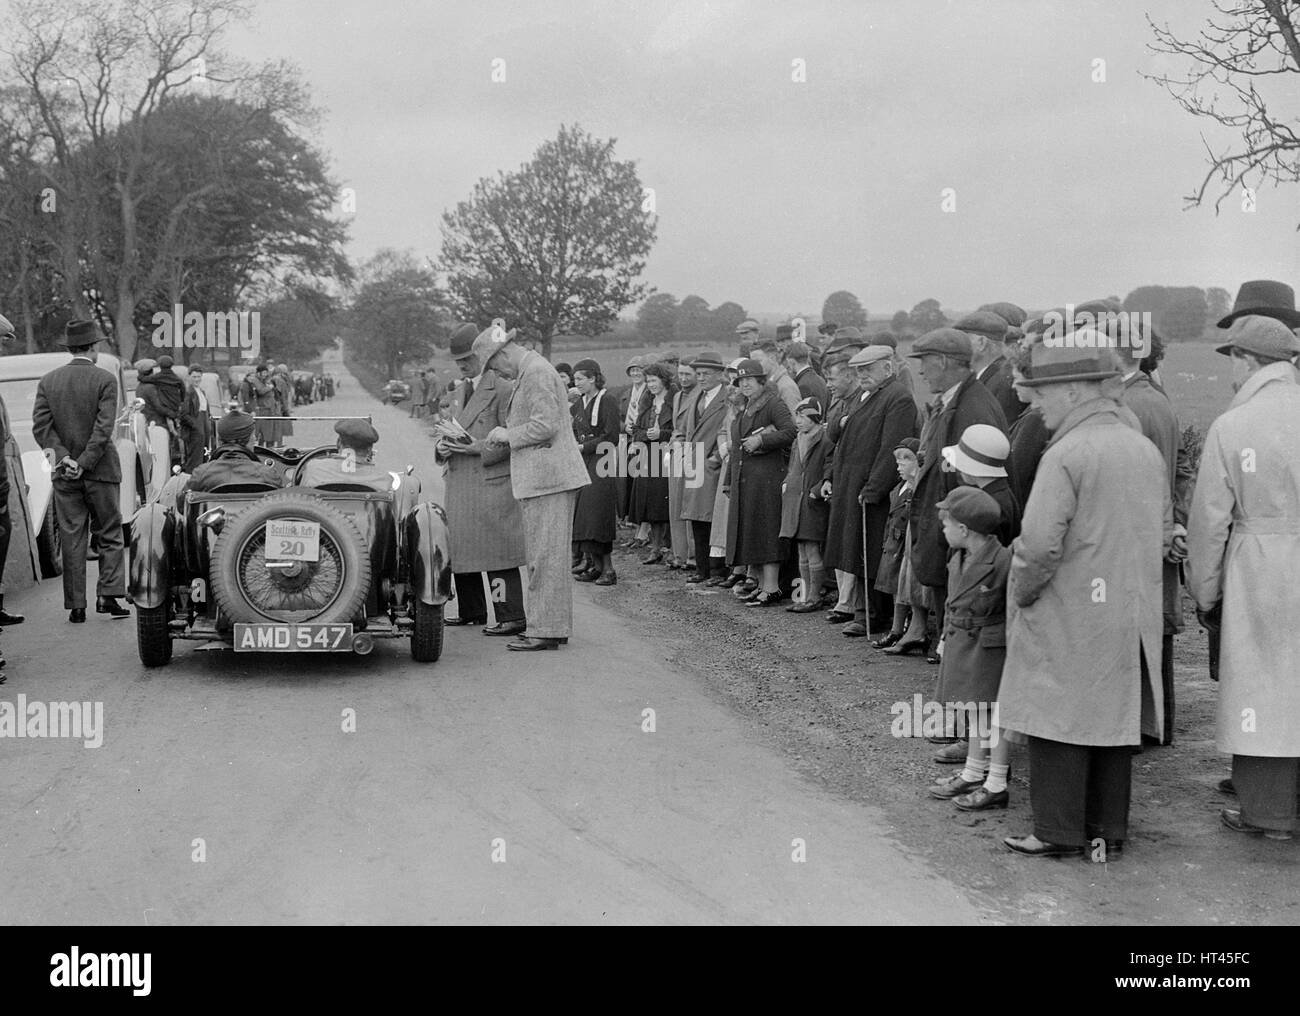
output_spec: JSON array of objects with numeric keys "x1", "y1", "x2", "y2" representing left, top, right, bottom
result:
[{"x1": 1146, "y1": 1, "x2": 1300, "y2": 227}]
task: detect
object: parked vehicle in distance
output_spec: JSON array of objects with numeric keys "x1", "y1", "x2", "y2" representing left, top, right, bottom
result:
[
  {"x1": 0, "y1": 351, "x2": 151, "y2": 576},
  {"x1": 381, "y1": 379, "x2": 411, "y2": 404}
]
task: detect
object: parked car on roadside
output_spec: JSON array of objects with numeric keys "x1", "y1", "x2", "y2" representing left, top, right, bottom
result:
[
  {"x1": 381, "y1": 379, "x2": 411, "y2": 404},
  {"x1": 0, "y1": 352, "x2": 152, "y2": 576}
]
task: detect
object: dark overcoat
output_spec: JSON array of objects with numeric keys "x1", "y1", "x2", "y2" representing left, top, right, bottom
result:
[
  {"x1": 1007, "y1": 405, "x2": 1049, "y2": 511},
  {"x1": 936, "y1": 538, "x2": 1011, "y2": 704},
  {"x1": 909, "y1": 374, "x2": 1007, "y2": 587},
  {"x1": 629, "y1": 392, "x2": 673, "y2": 524},
  {"x1": 874, "y1": 480, "x2": 913, "y2": 595},
  {"x1": 571, "y1": 388, "x2": 621, "y2": 545},
  {"x1": 981, "y1": 476, "x2": 1021, "y2": 546},
  {"x1": 823, "y1": 377, "x2": 919, "y2": 577},
  {"x1": 779, "y1": 427, "x2": 829, "y2": 542},
  {"x1": 978, "y1": 358, "x2": 1022, "y2": 426},
  {"x1": 726, "y1": 384, "x2": 795, "y2": 564}
]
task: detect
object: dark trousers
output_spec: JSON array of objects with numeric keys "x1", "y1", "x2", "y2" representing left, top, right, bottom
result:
[
  {"x1": 927, "y1": 583, "x2": 947, "y2": 635},
  {"x1": 453, "y1": 568, "x2": 525, "y2": 624},
  {"x1": 53, "y1": 476, "x2": 125, "y2": 608},
  {"x1": 690, "y1": 521, "x2": 722, "y2": 578},
  {"x1": 0, "y1": 452, "x2": 10, "y2": 588},
  {"x1": 1028, "y1": 736, "x2": 1133, "y2": 846},
  {"x1": 1233, "y1": 755, "x2": 1300, "y2": 832}
]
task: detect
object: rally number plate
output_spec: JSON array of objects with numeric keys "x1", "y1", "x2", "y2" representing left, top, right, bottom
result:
[
  {"x1": 233, "y1": 623, "x2": 353, "y2": 652},
  {"x1": 265, "y1": 519, "x2": 320, "y2": 562}
]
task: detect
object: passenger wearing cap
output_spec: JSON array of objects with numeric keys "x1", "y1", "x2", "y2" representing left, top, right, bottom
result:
[
  {"x1": 438, "y1": 322, "x2": 528, "y2": 634},
  {"x1": 821, "y1": 345, "x2": 919, "y2": 637},
  {"x1": 907, "y1": 327, "x2": 1008, "y2": 660},
  {"x1": 182, "y1": 411, "x2": 283, "y2": 495},
  {"x1": 940, "y1": 423, "x2": 1020, "y2": 547},
  {"x1": 1109, "y1": 317, "x2": 1194, "y2": 746},
  {"x1": 779, "y1": 396, "x2": 829, "y2": 612},
  {"x1": 723, "y1": 358, "x2": 796, "y2": 607},
  {"x1": 299, "y1": 419, "x2": 391, "y2": 491},
  {"x1": 997, "y1": 332, "x2": 1171, "y2": 859},
  {"x1": 955, "y1": 310, "x2": 1021, "y2": 426},
  {"x1": 1187, "y1": 315, "x2": 1300, "y2": 841},
  {"x1": 926, "y1": 485, "x2": 1013, "y2": 811}
]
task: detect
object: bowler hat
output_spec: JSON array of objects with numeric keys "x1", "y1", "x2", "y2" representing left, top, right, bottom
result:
[
  {"x1": 335, "y1": 417, "x2": 380, "y2": 448},
  {"x1": 848, "y1": 345, "x2": 892, "y2": 367},
  {"x1": 979, "y1": 302, "x2": 1027, "y2": 328},
  {"x1": 1217, "y1": 280, "x2": 1300, "y2": 329},
  {"x1": 936, "y1": 485, "x2": 1002, "y2": 536},
  {"x1": 908, "y1": 328, "x2": 973, "y2": 362},
  {"x1": 942, "y1": 424, "x2": 1010, "y2": 478},
  {"x1": 62, "y1": 319, "x2": 103, "y2": 348},
  {"x1": 1214, "y1": 315, "x2": 1300, "y2": 361},
  {"x1": 449, "y1": 322, "x2": 479, "y2": 360},
  {"x1": 1017, "y1": 333, "x2": 1122, "y2": 387},
  {"x1": 732, "y1": 358, "x2": 767, "y2": 384},
  {"x1": 690, "y1": 350, "x2": 725, "y2": 370},
  {"x1": 952, "y1": 311, "x2": 1008, "y2": 341}
]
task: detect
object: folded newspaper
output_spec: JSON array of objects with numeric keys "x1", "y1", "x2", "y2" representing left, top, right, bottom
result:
[{"x1": 432, "y1": 417, "x2": 474, "y2": 444}]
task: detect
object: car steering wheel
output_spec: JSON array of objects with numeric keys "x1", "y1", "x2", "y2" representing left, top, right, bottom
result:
[{"x1": 290, "y1": 445, "x2": 342, "y2": 487}]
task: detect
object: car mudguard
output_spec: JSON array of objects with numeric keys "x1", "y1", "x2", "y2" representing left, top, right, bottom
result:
[
  {"x1": 404, "y1": 502, "x2": 452, "y2": 606},
  {"x1": 128, "y1": 502, "x2": 174, "y2": 609}
]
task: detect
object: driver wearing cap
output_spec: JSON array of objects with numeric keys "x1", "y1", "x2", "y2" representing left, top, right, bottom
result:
[
  {"x1": 301, "y1": 418, "x2": 391, "y2": 491},
  {"x1": 182, "y1": 410, "x2": 283, "y2": 495}
]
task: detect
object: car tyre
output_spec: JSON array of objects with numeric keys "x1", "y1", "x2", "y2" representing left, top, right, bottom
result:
[
  {"x1": 136, "y1": 602, "x2": 173, "y2": 667},
  {"x1": 37, "y1": 500, "x2": 63, "y2": 578},
  {"x1": 410, "y1": 600, "x2": 444, "y2": 662}
]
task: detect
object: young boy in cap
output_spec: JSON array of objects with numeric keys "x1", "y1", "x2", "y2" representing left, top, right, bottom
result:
[
  {"x1": 301, "y1": 418, "x2": 390, "y2": 491},
  {"x1": 780, "y1": 397, "x2": 829, "y2": 612},
  {"x1": 926, "y1": 486, "x2": 1012, "y2": 808}
]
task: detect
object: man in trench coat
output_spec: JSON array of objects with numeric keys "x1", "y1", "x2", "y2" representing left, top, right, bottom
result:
[
  {"x1": 1187, "y1": 316, "x2": 1300, "y2": 840},
  {"x1": 437, "y1": 323, "x2": 527, "y2": 636},
  {"x1": 679, "y1": 352, "x2": 730, "y2": 584},
  {"x1": 998, "y1": 338, "x2": 1170, "y2": 858}
]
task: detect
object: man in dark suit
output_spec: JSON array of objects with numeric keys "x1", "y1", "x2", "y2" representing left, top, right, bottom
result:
[
  {"x1": 907, "y1": 328, "x2": 1008, "y2": 658},
  {"x1": 787, "y1": 342, "x2": 829, "y2": 410},
  {"x1": 32, "y1": 320, "x2": 129, "y2": 623},
  {"x1": 956, "y1": 311, "x2": 1022, "y2": 426}
]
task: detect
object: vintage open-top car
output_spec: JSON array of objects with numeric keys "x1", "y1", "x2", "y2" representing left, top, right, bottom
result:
[{"x1": 128, "y1": 441, "x2": 451, "y2": 667}]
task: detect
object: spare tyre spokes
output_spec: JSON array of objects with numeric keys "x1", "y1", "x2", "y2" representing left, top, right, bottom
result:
[{"x1": 236, "y1": 526, "x2": 346, "y2": 622}]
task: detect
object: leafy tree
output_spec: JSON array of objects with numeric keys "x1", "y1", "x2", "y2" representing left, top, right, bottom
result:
[
  {"x1": 821, "y1": 290, "x2": 868, "y2": 329},
  {"x1": 1146, "y1": 2, "x2": 1300, "y2": 228},
  {"x1": 890, "y1": 309, "x2": 911, "y2": 335},
  {"x1": 1206, "y1": 286, "x2": 1233, "y2": 324},
  {"x1": 636, "y1": 292, "x2": 678, "y2": 346},
  {"x1": 346, "y1": 249, "x2": 448, "y2": 379},
  {"x1": 672, "y1": 294, "x2": 712, "y2": 348},
  {"x1": 909, "y1": 298, "x2": 948, "y2": 333},
  {"x1": 1161, "y1": 287, "x2": 1211, "y2": 341},
  {"x1": 439, "y1": 123, "x2": 656, "y2": 359},
  {"x1": 710, "y1": 301, "x2": 748, "y2": 345},
  {"x1": 250, "y1": 284, "x2": 339, "y2": 366}
]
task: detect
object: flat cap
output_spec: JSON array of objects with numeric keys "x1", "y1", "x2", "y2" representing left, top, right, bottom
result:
[
  {"x1": 735, "y1": 318, "x2": 760, "y2": 334},
  {"x1": 848, "y1": 344, "x2": 893, "y2": 367},
  {"x1": 908, "y1": 328, "x2": 973, "y2": 362},
  {"x1": 952, "y1": 311, "x2": 1008, "y2": 340},
  {"x1": 978, "y1": 302, "x2": 1027, "y2": 328},
  {"x1": 936, "y1": 485, "x2": 1002, "y2": 536},
  {"x1": 335, "y1": 417, "x2": 379, "y2": 448},
  {"x1": 158, "y1": 355, "x2": 175, "y2": 370},
  {"x1": 216, "y1": 410, "x2": 256, "y2": 443},
  {"x1": 1214, "y1": 315, "x2": 1300, "y2": 361},
  {"x1": 134, "y1": 358, "x2": 158, "y2": 373},
  {"x1": 942, "y1": 424, "x2": 1010, "y2": 478}
]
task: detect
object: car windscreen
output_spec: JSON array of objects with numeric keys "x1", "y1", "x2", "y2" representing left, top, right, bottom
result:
[{"x1": 0, "y1": 378, "x2": 43, "y2": 423}]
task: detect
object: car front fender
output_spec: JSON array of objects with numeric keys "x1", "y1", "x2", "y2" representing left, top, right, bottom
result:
[
  {"x1": 128, "y1": 502, "x2": 174, "y2": 609},
  {"x1": 404, "y1": 502, "x2": 452, "y2": 606}
]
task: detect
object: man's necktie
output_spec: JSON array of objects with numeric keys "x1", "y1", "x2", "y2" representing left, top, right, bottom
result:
[{"x1": 463, "y1": 379, "x2": 474, "y2": 403}]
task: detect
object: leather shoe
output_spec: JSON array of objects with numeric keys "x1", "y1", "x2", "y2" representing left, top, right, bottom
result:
[
  {"x1": 445, "y1": 616, "x2": 485, "y2": 626},
  {"x1": 745, "y1": 590, "x2": 783, "y2": 607},
  {"x1": 871, "y1": 631, "x2": 903, "y2": 649},
  {"x1": 1003, "y1": 836, "x2": 1086, "y2": 857},
  {"x1": 825, "y1": 610, "x2": 853, "y2": 623},
  {"x1": 483, "y1": 621, "x2": 527, "y2": 637},
  {"x1": 953, "y1": 787, "x2": 1009, "y2": 811},
  {"x1": 685, "y1": 573, "x2": 709, "y2": 584},
  {"x1": 0, "y1": 609, "x2": 24, "y2": 626},
  {"x1": 787, "y1": 602, "x2": 820, "y2": 613},
  {"x1": 1221, "y1": 808, "x2": 1294, "y2": 840},
  {"x1": 575, "y1": 568, "x2": 601, "y2": 582},
  {"x1": 1218, "y1": 777, "x2": 1236, "y2": 795},
  {"x1": 933, "y1": 740, "x2": 968, "y2": 764},
  {"x1": 718, "y1": 573, "x2": 743, "y2": 589},
  {"x1": 884, "y1": 636, "x2": 929, "y2": 656},
  {"x1": 506, "y1": 636, "x2": 564, "y2": 651},
  {"x1": 705, "y1": 575, "x2": 728, "y2": 586},
  {"x1": 929, "y1": 774, "x2": 985, "y2": 799},
  {"x1": 842, "y1": 621, "x2": 870, "y2": 637},
  {"x1": 69, "y1": 608, "x2": 86, "y2": 623},
  {"x1": 96, "y1": 596, "x2": 130, "y2": 618},
  {"x1": 1004, "y1": 835, "x2": 1084, "y2": 858},
  {"x1": 594, "y1": 571, "x2": 617, "y2": 586}
]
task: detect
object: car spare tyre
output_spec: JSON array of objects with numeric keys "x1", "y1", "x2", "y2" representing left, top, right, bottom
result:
[{"x1": 209, "y1": 491, "x2": 371, "y2": 625}]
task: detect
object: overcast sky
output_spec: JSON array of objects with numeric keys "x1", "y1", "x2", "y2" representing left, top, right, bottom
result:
[{"x1": 229, "y1": 0, "x2": 1299, "y2": 317}]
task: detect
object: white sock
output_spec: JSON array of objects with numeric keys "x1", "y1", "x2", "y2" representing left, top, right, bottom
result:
[
  {"x1": 984, "y1": 763, "x2": 1010, "y2": 794},
  {"x1": 960, "y1": 758, "x2": 989, "y2": 784}
]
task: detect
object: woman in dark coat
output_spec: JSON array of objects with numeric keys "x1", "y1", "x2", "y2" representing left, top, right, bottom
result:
[
  {"x1": 570, "y1": 358, "x2": 621, "y2": 586},
  {"x1": 725, "y1": 359, "x2": 796, "y2": 606},
  {"x1": 629, "y1": 363, "x2": 676, "y2": 564}
]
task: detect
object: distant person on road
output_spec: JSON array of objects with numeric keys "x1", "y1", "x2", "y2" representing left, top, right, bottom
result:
[
  {"x1": 32, "y1": 320, "x2": 130, "y2": 624},
  {"x1": 239, "y1": 364, "x2": 278, "y2": 446}
]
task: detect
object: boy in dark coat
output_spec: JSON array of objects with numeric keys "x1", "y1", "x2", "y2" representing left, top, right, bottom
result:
[{"x1": 780, "y1": 397, "x2": 829, "y2": 611}]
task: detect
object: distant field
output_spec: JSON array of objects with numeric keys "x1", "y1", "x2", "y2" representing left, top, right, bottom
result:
[{"x1": 417, "y1": 338, "x2": 1235, "y2": 433}]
